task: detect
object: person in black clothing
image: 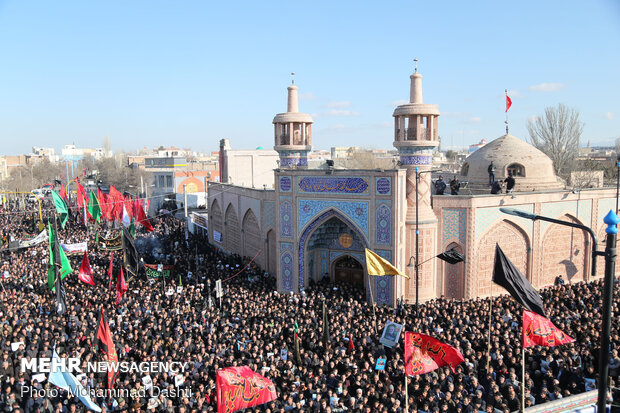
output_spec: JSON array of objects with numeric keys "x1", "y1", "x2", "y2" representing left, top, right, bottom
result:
[
  {"x1": 491, "y1": 181, "x2": 502, "y2": 194},
  {"x1": 488, "y1": 162, "x2": 496, "y2": 186},
  {"x1": 504, "y1": 173, "x2": 515, "y2": 193},
  {"x1": 434, "y1": 176, "x2": 447, "y2": 195},
  {"x1": 450, "y1": 176, "x2": 460, "y2": 195}
]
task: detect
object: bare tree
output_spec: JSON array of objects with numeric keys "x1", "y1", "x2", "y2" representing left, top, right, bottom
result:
[{"x1": 527, "y1": 103, "x2": 584, "y2": 178}]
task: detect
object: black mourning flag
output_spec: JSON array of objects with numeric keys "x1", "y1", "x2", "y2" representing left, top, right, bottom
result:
[
  {"x1": 492, "y1": 244, "x2": 546, "y2": 317},
  {"x1": 437, "y1": 248, "x2": 465, "y2": 264},
  {"x1": 122, "y1": 226, "x2": 139, "y2": 275}
]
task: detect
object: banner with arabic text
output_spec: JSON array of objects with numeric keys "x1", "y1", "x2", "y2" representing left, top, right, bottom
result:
[
  {"x1": 144, "y1": 264, "x2": 174, "y2": 278},
  {"x1": 61, "y1": 241, "x2": 88, "y2": 255},
  {"x1": 18, "y1": 229, "x2": 48, "y2": 248},
  {"x1": 404, "y1": 332, "x2": 464, "y2": 376},
  {"x1": 216, "y1": 366, "x2": 277, "y2": 413},
  {"x1": 98, "y1": 233, "x2": 122, "y2": 251}
]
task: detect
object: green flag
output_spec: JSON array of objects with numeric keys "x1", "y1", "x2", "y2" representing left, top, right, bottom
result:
[
  {"x1": 47, "y1": 222, "x2": 73, "y2": 291},
  {"x1": 51, "y1": 191, "x2": 69, "y2": 229},
  {"x1": 88, "y1": 190, "x2": 102, "y2": 223},
  {"x1": 129, "y1": 217, "x2": 135, "y2": 239}
]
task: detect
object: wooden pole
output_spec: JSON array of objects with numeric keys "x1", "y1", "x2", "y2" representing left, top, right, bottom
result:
[
  {"x1": 367, "y1": 274, "x2": 377, "y2": 334},
  {"x1": 522, "y1": 345, "x2": 526, "y2": 412},
  {"x1": 486, "y1": 295, "x2": 493, "y2": 371},
  {"x1": 404, "y1": 374, "x2": 409, "y2": 413}
]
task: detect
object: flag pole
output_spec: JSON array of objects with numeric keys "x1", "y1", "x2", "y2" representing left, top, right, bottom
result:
[
  {"x1": 486, "y1": 293, "x2": 493, "y2": 371},
  {"x1": 521, "y1": 345, "x2": 526, "y2": 412},
  {"x1": 366, "y1": 274, "x2": 377, "y2": 335},
  {"x1": 404, "y1": 374, "x2": 409, "y2": 413},
  {"x1": 505, "y1": 89, "x2": 509, "y2": 134}
]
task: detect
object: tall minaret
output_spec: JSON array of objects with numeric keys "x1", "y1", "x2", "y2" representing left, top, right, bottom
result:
[
  {"x1": 392, "y1": 60, "x2": 440, "y2": 302},
  {"x1": 273, "y1": 73, "x2": 313, "y2": 168}
]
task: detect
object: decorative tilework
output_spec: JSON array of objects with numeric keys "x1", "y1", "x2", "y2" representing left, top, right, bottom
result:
[
  {"x1": 375, "y1": 249, "x2": 392, "y2": 262},
  {"x1": 263, "y1": 201, "x2": 276, "y2": 230},
  {"x1": 298, "y1": 200, "x2": 369, "y2": 237},
  {"x1": 280, "y1": 242, "x2": 293, "y2": 251},
  {"x1": 475, "y1": 205, "x2": 534, "y2": 239},
  {"x1": 298, "y1": 209, "x2": 369, "y2": 290},
  {"x1": 280, "y1": 157, "x2": 308, "y2": 167},
  {"x1": 540, "y1": 200, "x2": 592, "y2": 234},
  {"x1": 280, "y1": 252, "x2": 294, "y2": 292},
  {"x1": 329, "y1": 251, "x2": 364, "y2": 264},
  {"x1": 321, "y1": 250, "x2": 328, "y2": 276},
  {"x1": 376, "y1": 177, "x2": 391, "y2": 195},
  {"x1": 442, "y1": 208, "x2": 467, "y2": 245},
  {"x1": 279, "y1": 177, "x2": 292, "y2": 192},
  {"x1": 298, "y1": 177, "x2": 369, "y2": 194},
  {"x1": 374, "y1": 276, "x2": 392, "y2": 305},
  {"x1": 399, "y1": 155, "x2": 432, "y2": 165},
  {"x1": 376, "y1": 204, "x2": 391, "y2": 245},
  {"x1": 374, "y1": 249, "x2": 394, "y2": 305},
  {"x1": 280, "y1": 201, "x2": 293, "y2": 237},
  {"x1": 328, "y1": 237, "x2": 364, "y2": 251}
]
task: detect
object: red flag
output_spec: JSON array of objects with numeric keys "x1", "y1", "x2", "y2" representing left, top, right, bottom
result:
[
  {"x1": 347, "y1": 335, "x2": 355, "y2": 354},
  {"x1": 136, "y1": 201, "x2": 154, "y2": 232},
  {"x1": 76, "y1": 182, "x2": 87, "y2": 209},
  {"x1": 108, "y1": 252, "x2": 114, "y2": 290},
  {"x1": 96, "y1": 308, "x2": 119, "y2": 389},
  {"x1": 216, "y1": 366, "x2": 277, "y2": 413},
  {"x1": 404, "y1": 332, "x2": 464, "y2": 376},
  {"x1": 59, "y1": 184, "x2": 68, "y2": 203},
  {"x1": 116, "y1": 267, "x2": 127, "y2": 305},
  {"x1": 506, "y1": 92, "x2": 512, "y2": 112},
  {"x1": 96, "y1": 189, "x2": 106, "y2": 221},
  {"x1": 78, "y1": 252, "x2": 95, "y2": 286},
  {"x1": 124, "y1": 196, "x2": 134, "y2": 220},
  {"x1": 522, "y1": 310, "x2": 575, "y2": 348},
  {"x1": 109, "y1": 186, "x2": 124, "y2": 221}
]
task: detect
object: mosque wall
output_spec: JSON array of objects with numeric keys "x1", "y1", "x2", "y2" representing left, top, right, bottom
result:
[
  {"x1": 433, "y1": 188, "x2": 618, "y2": 300},
  {"x1": 207, "y1": 183, "x2": 276, "y2": 270},
  {"x1": 274, "y1": 168, "x2": 406, "y2": 306}
]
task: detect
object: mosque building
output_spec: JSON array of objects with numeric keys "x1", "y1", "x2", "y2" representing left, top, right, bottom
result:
[{"x1": 207, "y1": 66, "x2": 615, "y2": 306}]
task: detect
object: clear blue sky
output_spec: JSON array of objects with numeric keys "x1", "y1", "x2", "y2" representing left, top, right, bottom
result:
[{"x1": 1, "y1": 0, "x2": 618, "y2": 155}]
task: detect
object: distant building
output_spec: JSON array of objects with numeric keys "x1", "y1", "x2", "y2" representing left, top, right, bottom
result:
[
  {"x1": 218, "y1": 139, "x2": 279, "y2": 189},
  {"x1": 0, "y1": 157, "x2": 7, "y2": 182},
  {"x1": 468, "y1": 139, "x2": 487, "y2": 153},
  {"x1": 145, "y1": 156, "x2": 186, "y2": 212},
  {"x1": 61, "y1": 144, "x2": 112, "y2": 160},
  {"x1": 31, "y1": 147, "x2": 58, "y2": 163}
]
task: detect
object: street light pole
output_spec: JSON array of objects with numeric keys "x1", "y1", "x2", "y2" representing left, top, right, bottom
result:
[
  {"x1": 616, "y1": 154, "x2": 620, "y2": 214},
  {"x1": 500, "y1": 207, "x2": 615, "y2": 411},
  {"x1": 410, "y1": 167, "x2": 444, "y2": 317},
  {"x1": 599, "y1": 210, "x2": 618, "y2": 412}
]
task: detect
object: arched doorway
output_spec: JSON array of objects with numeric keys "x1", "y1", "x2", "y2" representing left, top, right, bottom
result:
[
  {"x1": 299, "y1": 210, "x2": 368, "y2": 292},
  {"x1": 242, "y1": 209, "x2": 261, "y2": 259},
  {"x1": 224, "y1": 204, "x2": 240, "y2": 254},
  {"x1": 333, "y1": 255, "x2": 364, "y2": 288}
]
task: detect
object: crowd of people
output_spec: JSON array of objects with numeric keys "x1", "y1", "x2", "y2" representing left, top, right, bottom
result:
[{"x1": 0, "y1": 198, "x2": 618, "y2": 413}]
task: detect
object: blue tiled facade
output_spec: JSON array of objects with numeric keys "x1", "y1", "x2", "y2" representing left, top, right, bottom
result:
[
  {"x1": 297, "y1": 176, "x2": 369, "y2": 194},
  {"x1": 298, "y1": 199, "x2": 369, "y2": 237}
]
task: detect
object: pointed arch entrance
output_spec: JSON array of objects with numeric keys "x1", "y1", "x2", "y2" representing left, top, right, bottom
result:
[
  {"x1": 298, "y1": 209, "x2": 369, "y2": 291},
  {"x1": 333, "y1": 255, "x2": 365, "y2": 287}
]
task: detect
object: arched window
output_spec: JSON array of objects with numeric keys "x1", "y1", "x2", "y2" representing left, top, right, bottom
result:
[
  {"x1": 507, "y1": 163, "x2": 525, "y2": 177},
  {"x1": 461, "y1": 163, "x2": 469, "y2": 176}
]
